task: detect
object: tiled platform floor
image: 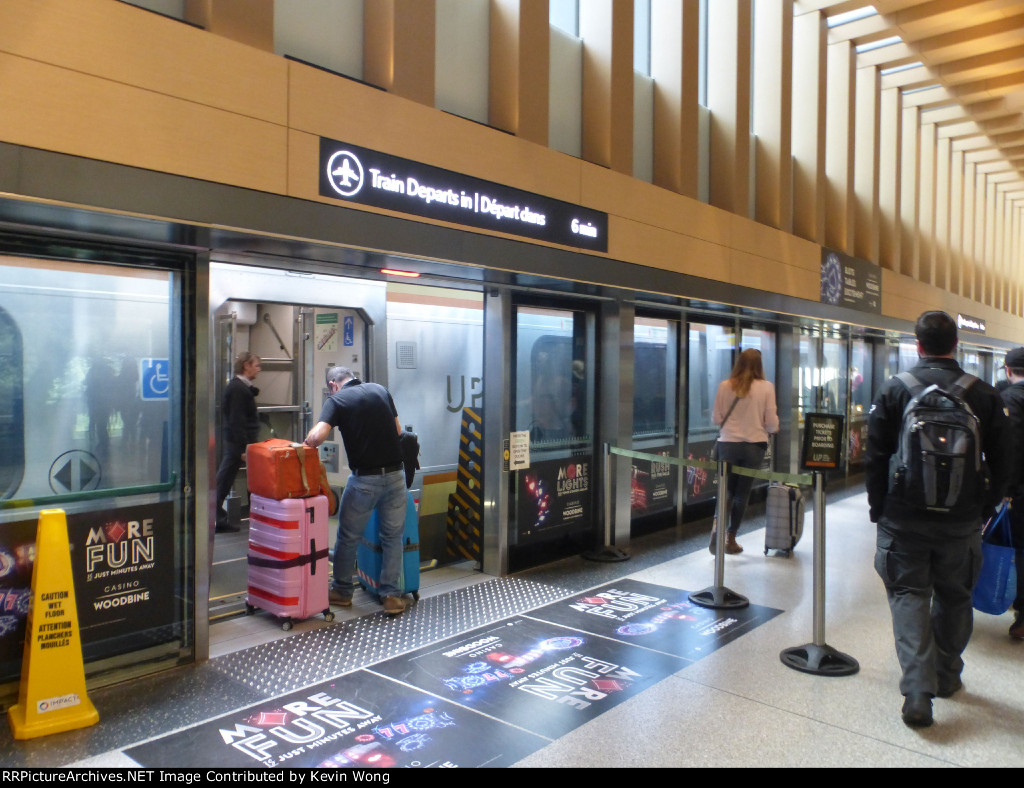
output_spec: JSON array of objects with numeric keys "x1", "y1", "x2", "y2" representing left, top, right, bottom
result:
[{"x1": 3, "y1": 487, "x2": 1023, "y2": 768}]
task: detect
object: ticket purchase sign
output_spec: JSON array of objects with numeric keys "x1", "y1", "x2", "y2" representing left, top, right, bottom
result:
[
  {"x1": 319, "y1": 137, "x2": 609, "y2": 252},
  {"x1": 801, "y1": 413, "x2": 845, "y2": 472}
]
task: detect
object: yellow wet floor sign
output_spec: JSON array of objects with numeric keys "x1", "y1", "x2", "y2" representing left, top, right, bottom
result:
[{"x1": 8, "y1": 509, "x2": 99, "y2": 739}]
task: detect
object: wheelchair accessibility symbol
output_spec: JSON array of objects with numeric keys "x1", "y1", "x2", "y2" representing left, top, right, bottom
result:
[{"x1": 141, "y1": 359, "x2": 170, "y2": 401}]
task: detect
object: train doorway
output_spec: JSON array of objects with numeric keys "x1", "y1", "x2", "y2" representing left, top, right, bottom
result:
[
  {"x1": 206, "y1": 264, "x2": 487, "y2": 623},
  {"x1": 207, "y1": 264, "x2": 384, "y2": 622}
]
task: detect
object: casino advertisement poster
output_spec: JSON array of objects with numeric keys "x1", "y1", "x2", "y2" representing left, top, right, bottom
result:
[
  {"x1": 372, "y1": 615, "x2": 685, "y2": 740},
  {"x1": 0, "y1": 501, "x2": 176, "y2": 681},
  {"x1": 126, "y1": 668, "x2": 545, "y2": 768},
  {"x1": 0, "y1": 518, "x2": 39, "y2": 682},
  {"x1": 684, "y1": 440, "x2": 718, "y2": 503},
  {"x1": 516, "y1": 455, "x2": 593, "y2": 542},
  {"x1": 528, "y1": 579, "x2": 783, "y2": 660},
  {"x1": 630, "y1": 445, "x2": 677, "y2": 518}
]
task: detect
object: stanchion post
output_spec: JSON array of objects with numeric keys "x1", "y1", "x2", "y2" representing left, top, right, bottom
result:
[
  {"x1": 582, "y1": 443, "x2": 629, "y2": 562},
  {"x1": 779, "y1": 471, "x2": 859, "y2": 676},
  {"x1": 714, "y1": 460, "x2": 729, "y2": 588},
  {"x1": 688, "y1": 460, "x2": 749, "y2": 610},
  {"x1": 812, "y1": 470, "x2": 827, "y2": 645}
]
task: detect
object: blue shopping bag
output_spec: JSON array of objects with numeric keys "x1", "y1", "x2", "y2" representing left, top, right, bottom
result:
[{"x1": 972, "y1": 502, "x2": 1017, "y2": 616}]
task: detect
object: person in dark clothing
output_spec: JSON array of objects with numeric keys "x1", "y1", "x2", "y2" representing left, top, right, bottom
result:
[
  {"x1": 998, "y1": 347, "x2": 1024, "y2": 640},
  {"x1": 304, "y1": 366, "x2": 408, "y2": 616},
  {"x1": 866, "y1": 311, "x2": 1010, "y2": 729},
  {"x1": 215, "y1": 352, "x2": 261, "y2": 533}
]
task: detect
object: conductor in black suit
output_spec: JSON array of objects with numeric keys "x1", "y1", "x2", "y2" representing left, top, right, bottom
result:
[{"x1": 215, "y1": 352, "x2": 261, "y2": 533}]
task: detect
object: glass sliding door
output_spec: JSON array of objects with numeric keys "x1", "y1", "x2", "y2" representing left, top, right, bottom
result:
[
  {"x1": 685, "y1": 320, "x2": 735, "y2": 503},
  {"x1": 0, "y1": 256, "x2": 189, "y2": 697},
  {"x1": 630, "y1": 316, "x2": 678, "y2": 524},
  {"x1": 510, "y1": 304, "x2": 596, "y2": 570}
]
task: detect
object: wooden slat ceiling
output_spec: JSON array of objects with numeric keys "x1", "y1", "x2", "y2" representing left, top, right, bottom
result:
[{"x1": 812, "y1": 0, "x2": 1024, "y2": 196}]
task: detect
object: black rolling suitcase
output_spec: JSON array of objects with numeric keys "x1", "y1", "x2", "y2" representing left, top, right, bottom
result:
[{"x1": 764, "y1": 482, "x2": 804, "y2": 556}]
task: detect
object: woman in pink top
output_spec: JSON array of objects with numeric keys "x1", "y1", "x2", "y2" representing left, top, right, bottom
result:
[{"x1": 710, "y1": 349, "x2": 780, "y2": 554}]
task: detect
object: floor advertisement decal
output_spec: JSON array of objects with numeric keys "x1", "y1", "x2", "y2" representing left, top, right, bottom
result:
[
  {"x1": 524, "y1": 578, "x2": 783, "y2": 659},
  {"x1": 124, "y1": 668, "x2": 545, "y2": 769}
]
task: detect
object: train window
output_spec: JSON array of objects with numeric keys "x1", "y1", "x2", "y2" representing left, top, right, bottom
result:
[
  {"x1": 959, "y1": 347, "x2": 984, "y2": 380},
  {"x1": 897, "y1": 339, "x2": 918, "y2": 372},
  {"x1": 848, "y1": 339, "x2": 874, "y2": 467},
  {"x1": 0, "y1": 260, "x2": 175, "y2": 499},
  {"x1": 740, "y1": 328, "x2": 776, "y2": 386},
  {"x1": 514, "y1": 307, "x2": 592, "y2": 450},
  {"x1": 0, "y1": 306, "x2": 24, "y2": 499},
  {"x1": 633, "y1": 317, "x2": 676, "y2": 439},
  {"x1": 821, "y1": 336, "x2": 848, "y2": 415},
  {"x1": 686, "y1": 322, "x2": 735, "y2": 444}
]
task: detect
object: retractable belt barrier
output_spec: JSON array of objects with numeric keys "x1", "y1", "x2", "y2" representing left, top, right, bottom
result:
[{"x1": 602, "y1": 445, "x2": 858, "y2": 678}]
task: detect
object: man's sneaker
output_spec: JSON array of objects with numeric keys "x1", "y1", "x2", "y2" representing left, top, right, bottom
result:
[
  {"x1": 329, "y1": 589, "x2": 352, "y2": 607},
  {"x1": 1009, "y1": 612, "x2": 1024, "y2": 640},
  {"x1": 901, "y1": 693, "x2": 933, "y2": 728},
  {"x1": 382, "y1": 596, "x2": 406, "y2": 616}
]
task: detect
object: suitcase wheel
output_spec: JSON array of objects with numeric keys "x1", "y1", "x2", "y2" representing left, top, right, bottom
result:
[
  {"x1": 324, "y1": 610, "x2": 335, "y2": 623},
  {"x1": 281, "y1": 619, "x2": 293, "y2": 631},
  {"x1": 245, "y1": 603, "x2": 256, "y2": 615},
  {"x1": 412, "y1": 591, "x2": 420, "y2": 602}
]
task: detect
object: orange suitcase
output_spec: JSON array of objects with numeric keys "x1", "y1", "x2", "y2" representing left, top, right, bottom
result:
[{"x1": 246, "y1": 439, "x2": 322, "y2": 500}]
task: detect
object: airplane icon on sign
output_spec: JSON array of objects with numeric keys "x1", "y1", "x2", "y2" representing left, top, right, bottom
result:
[
  {"x1": 327, "y1": 151, "x2": 364, "y2": 197},
  {"x1": 332, "y1": 158, "x2": 360, "y2": 189}
]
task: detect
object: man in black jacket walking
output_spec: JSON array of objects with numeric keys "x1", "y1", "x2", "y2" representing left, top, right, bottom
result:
[
  {"x1": 866, "y1": 311, "x2": 1009, "y2": 728},
  {"x1": 215, "y1": 352, "x2": 261, "y2": 533},
  {"x1": 999, "y1": 347, "x2": 1024, "y2": 640}
]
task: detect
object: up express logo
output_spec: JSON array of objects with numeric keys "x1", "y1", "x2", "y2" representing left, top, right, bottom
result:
[{"x1": 326, "y1": 150, "x2": 365, "y2": 197}]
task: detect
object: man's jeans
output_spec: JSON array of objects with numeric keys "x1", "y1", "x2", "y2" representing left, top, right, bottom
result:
[{"x1": 333, "y1": 470, "x2": 408, "y2": 599}]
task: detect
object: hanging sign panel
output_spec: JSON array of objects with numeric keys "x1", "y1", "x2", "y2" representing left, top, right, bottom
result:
[
  {"x1": 820, "y1": 248, "x2": 881, "y2": 314},
  {"x1": 319, "y1": 137, "x2": 609, "y2": 252}
]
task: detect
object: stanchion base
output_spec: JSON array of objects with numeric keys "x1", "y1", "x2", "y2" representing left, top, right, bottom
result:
[
  {"x1": 581, "y1": 546, "x2": 630, "y2": 563},
  {"x1": 688, "y1": 586, "x2": 749, "y2": 609},
  {"x1": 780, "y1": 643, "x2": 859, "y2": 677}
]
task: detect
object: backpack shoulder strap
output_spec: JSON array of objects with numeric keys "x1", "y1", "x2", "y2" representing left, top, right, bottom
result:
[
  {"x1": 948, "y1": 373, "x2": 978, "y2": 399},
  {"x1": 896, "y1": 371, "x2": 927, "y2": 398}
]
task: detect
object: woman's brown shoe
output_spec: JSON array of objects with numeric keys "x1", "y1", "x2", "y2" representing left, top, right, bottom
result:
[{"x1": 724, "y1": 533, "x2": 743, "y2": 554}]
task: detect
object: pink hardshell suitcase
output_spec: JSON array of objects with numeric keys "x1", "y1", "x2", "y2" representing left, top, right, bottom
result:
[{"x1": 246, "y1": 493, "x2": 333, "y2": 629}]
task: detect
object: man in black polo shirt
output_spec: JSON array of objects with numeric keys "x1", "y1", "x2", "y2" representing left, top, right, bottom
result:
[{"x1": 304, "y1": 366, "x2": 408, "y2": 615}]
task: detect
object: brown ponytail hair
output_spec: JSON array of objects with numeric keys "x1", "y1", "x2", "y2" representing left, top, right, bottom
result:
[{"x1": 729, "y1": 348, "x2": 765, "y2": 398}]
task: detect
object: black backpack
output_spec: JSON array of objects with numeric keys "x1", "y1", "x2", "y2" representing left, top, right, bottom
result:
[
  {"x1": 889, "y1": 371, "x2": 983, "y2": 513},
  {"x1": 399, "y1": 429, "x2": 420, "y2": 489}
]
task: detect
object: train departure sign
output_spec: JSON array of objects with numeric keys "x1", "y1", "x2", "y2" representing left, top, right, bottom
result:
[{"x1": 319, "y1": 137, "x2": 609, "y2": 252}]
